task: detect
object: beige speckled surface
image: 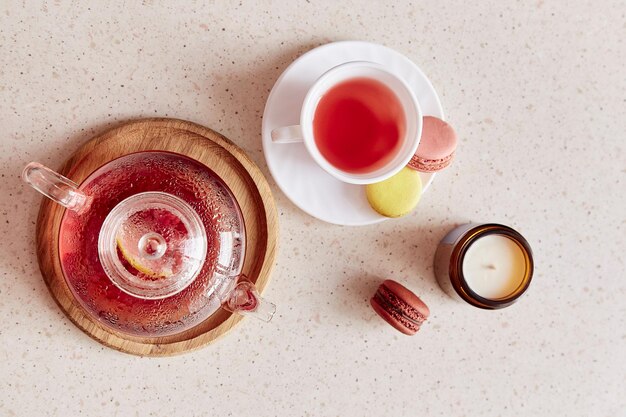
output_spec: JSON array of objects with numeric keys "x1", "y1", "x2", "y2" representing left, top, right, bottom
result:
[{"x1": 1, "y1": 1, "x2": 625, "y2": 416}]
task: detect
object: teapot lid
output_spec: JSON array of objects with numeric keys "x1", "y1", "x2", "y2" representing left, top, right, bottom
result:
[{"x1": 98, "y1": 191, "x2": 207, "y2": 299}]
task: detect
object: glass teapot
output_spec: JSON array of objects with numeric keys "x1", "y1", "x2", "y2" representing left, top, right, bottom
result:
[{"x1": 23, "y1": 151, "x2": 275, "y2": 337}]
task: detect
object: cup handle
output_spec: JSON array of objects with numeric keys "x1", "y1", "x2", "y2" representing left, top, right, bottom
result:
[{"x1": 271, "y1": 125, "x2": 304, "y2": 144}]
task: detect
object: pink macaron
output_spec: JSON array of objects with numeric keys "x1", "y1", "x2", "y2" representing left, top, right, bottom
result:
[
  {"x1": 370, "y1": 280, "x2": 430, "y2": 335},
  {"x1": 408, "y1": 116, "x2": 458, "y2": 172}
]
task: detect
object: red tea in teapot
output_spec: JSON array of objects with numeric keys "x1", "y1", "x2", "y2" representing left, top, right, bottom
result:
[{"x1": 58, "y1": 152, "x2": 241, "y2": 336}]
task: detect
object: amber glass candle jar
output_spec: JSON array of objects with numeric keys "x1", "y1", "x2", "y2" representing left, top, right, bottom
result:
[{"x1": 434, "y1": 223, "x2": 534, "y2": 309}]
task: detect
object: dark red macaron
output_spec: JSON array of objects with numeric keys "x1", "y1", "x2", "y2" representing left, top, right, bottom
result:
[{"x1": 370, "y1": 280, "x2": 430, "y2": 335}]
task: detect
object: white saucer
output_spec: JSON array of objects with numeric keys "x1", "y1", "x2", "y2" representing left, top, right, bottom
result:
[{"x1": 262, "y1": 41, "x2": 444, "y2": 226}]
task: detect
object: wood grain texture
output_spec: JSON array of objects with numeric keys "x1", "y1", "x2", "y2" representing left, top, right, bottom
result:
[{"x1": 35, "y1": 118, "x2": 278, "y2": 356}]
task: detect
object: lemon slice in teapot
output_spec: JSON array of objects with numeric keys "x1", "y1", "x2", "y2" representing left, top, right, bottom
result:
[
  {"x1": 116, "y1": 236, "x2": 174, "y2": 279},
  {"x1": 113, "y1": 207, "x2": 189, "y2": 280}
]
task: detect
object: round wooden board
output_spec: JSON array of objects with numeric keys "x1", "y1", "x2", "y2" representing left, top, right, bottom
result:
[{"x1": 36, "y1": 118, "x2": 278, "y2": 356}]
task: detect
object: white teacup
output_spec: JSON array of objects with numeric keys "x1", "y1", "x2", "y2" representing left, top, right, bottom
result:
[{"x1": 271, "y1": 61, "x2": 422, "y2": 185}]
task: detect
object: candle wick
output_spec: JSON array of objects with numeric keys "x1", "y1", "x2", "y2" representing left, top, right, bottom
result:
[{"x1": 484, "y1": 264, "x2": 496, "y2": 270}]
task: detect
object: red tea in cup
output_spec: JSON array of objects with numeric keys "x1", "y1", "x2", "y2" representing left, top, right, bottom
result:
[{"x1": 313, "y1": 77, "x2": 406, "y2": 174}]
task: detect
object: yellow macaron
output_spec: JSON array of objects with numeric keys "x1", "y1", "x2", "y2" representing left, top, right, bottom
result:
[{"x1": 366, "y1": 167, "x2": 422, "y2": 218}]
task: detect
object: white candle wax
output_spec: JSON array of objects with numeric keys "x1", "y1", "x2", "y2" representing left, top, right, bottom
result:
[{"x1": 462, "y1": 234, "x2": 527, "y2": 299}]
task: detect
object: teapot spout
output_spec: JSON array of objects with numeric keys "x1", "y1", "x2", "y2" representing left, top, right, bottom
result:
[
  {"x1": 22, "y1": 162, "x2": 90, "y2": 213},
  {"x1": 225, "y1": 278, "x2": 276, "y2": 322}
]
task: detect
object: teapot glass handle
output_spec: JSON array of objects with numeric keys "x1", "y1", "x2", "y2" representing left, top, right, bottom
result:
[
  {"x1": 224, "y1": 275, "x2": 276, "y2": 322},
  {"x1": 22, "y1": 162, "x2": 90, "y2": 213}
]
